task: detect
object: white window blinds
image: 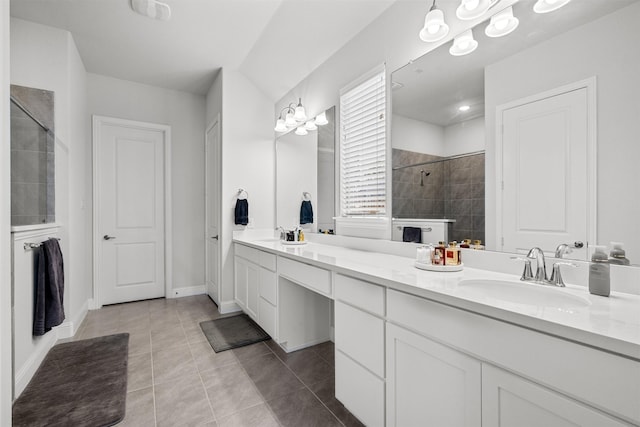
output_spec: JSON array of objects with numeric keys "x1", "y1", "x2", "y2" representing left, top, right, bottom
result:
[{"x1": 340, "y1": 69, "x2": 386, "y2": 216}]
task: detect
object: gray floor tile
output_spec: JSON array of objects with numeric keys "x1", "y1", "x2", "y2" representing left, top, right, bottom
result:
[
  {"x1": 152, "y1": 344, "x2": 199, "y2": 386},
  {"x1": 118, "y1": 387, "x2": 156, "y2": 427},
  {"x1": 127, "y1": 352, "x2": 152, "y2": 392},
  {"x1": 232, "y1": 341, "x2": 273, "y2": 364},
  {"x1": 280, "y1": 351, "x2": 333, "y2": 387},
  {"x1": 241, "y1": 353, "x2": 305, "y2": 401},
  {"x1": 151, "y1": 324, "x2": 188, "y2": 350},
  {"x1": 154, "y1": 374, "x2": 215, "y2": 427},
  {"x1": 201, "y1": 363, "x2": 264, "y2": 419},
  {"x1": 189, "y1": 340, "x2": 238, "y2": 372},
  {"x1": 267, "y1": 387, "x2": 342, "y2": 427},
  {"x1": 216, "y1": 403, "x2": 280, "y2": 427},
  {"x1": 312, "y1": 341, "x2": 335, "y2": 367},
  {"x1": 308, "y1": 377, "x2": 365, "y2": 427}
]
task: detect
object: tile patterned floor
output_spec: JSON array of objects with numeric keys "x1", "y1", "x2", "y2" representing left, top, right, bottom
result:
[{"x1": 69, "y1": 295, "x2": 364, "y2": 427}]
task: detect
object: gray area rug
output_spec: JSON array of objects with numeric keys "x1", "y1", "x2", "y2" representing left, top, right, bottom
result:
[
  {"x1": 13, "y1": 333, "x2": 129, "y2": 427},
  {"x1": 200, "y1": 314, "x2": 270, "y2": 352}
]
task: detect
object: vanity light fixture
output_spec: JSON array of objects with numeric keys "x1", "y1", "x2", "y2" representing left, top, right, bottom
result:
[
  {"x1": 295, "y1": 126, "x2": 308, "y2": 136},
  {"x1": 419, "y1": 0, "x2": 450, "y2": 43},
  {"x1": 275, "y1": 98, "x2": 308, "y2": 132},
  {"x1": 293, "y1": 98, "x2": 307, "y2": 122},
  {"x1": 533, "y1": 0, "x2": 572, "y2": 14},
  {"x1": 449, "y1": 29, "x2": 478, "y2": 56},
  {"x1": 314, "y1": 111, "x2": 329, "y2": 126},
  {"x1": 456, "y1": 0, "x2": 492, "y2": 21},
  {"x1": 485, "y1": 6, "x2": 519, "y2": 37}
]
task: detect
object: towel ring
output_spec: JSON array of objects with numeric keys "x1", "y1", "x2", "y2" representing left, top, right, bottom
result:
[
  {"x1": 302, "y1": 192, "x2": 311, "y2": 201},
  {"x1": 237, "y1": 188, "x2": 249, "y2": 199}
]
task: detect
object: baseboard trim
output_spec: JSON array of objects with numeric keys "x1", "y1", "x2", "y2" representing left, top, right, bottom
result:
[
  {"x1": 218, "y1": 300, "x2": 241, "y2": 314},
  {"x1": 170, "y1": 285, "x2": 206, "y2": 298},
  {"x1": 14, "y1": 331, "x2": 57, "y2": 398}
]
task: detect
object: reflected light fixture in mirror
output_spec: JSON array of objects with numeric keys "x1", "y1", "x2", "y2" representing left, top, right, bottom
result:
[
  {"x1": 295, "y1": 126, "x2": 308, "y2": 136},
  {"x1": 456, "y1": 0, "x2": 492, "y2": 20},
  {"x1": 450, "y1": 29, "x2": 478, "y2": 56},
  {"x1": 419, "y1": 0, "x2": 450, "y2": 42},
  {"x1": 534, "y1": 0, "x2": 572, "y2": 14},
  {"x1": 485, "y1": 6, "x2": 519, "y2": 37}
]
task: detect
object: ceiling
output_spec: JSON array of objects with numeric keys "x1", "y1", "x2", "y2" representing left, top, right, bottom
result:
[
  {"x1": 391, "y1": 0, "x2": 637, "y2": 127},
  {"x1": 10, "y1": 0, "x2": 396, "y2": 100}
]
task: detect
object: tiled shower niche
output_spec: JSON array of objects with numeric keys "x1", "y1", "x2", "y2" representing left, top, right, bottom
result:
[
  {"x1": 392, "y1": 148, "x2": 485, "y2": 244},
  {"x1": 10, "y1": 85, "x2": 55, "y2": 226}
]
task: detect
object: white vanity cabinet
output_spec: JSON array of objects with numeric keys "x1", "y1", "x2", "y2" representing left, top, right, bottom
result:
[
  {"x1": 234, "y1": 243, "x2": 278, "y2": 339},
  {"x1": 334, "y1": 274, "x2": 386, "y2": 427},
  {"x1": 387, "y1": 289, "x2": 640, "y2": 426},
  {"x1": 386, "y1": 323, "x2": 481, "y2": 427}
]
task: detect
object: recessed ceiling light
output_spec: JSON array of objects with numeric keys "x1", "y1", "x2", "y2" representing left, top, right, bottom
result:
[{"x1": 459, "y1": 105, "x2": 471, "y2": 112}]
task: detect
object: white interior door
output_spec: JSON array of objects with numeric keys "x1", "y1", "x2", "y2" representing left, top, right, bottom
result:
[
  {"x1": 205, "y1": 118, "x2": 220, "y2": 305},
  {"x1": 499, "y1": 83, "x2": 594, "y2": 259},
  {"x1": 94, "y1": 117, "x2": 168, "y2": 305}
]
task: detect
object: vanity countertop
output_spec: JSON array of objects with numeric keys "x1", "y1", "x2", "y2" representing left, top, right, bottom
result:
[{"x1": 233, "y1": 234, "x2": 640, "y2": 360}]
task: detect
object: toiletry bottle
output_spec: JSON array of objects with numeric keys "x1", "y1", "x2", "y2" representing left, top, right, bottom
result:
[
  {"x1": 460, "y1": 239, "x2": 471, "y2": 249},
  {"x1": 434, "y1": 241, "x2": 446, "y2": 265},
  {"x1": 445, "y1": 242, "x2": 461, "y2": 266},
  {"x1": 609, "y1": 242, "x2": 630, "y2": 265},
  {"x1": 589, "y1": 245, "x2": 610, "y2": 297},
  {"x1": 473, "y1": 240, "x2": 485, "y2": 250},
  {"x1": 299, "y1": 230, "x2": 305, "y2": 242}
]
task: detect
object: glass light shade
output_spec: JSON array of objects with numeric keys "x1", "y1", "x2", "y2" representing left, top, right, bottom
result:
[
  {"x1": 533, "y1": 0, "x2": 571, "y2": 14},
  {"x1": 294, "y1": 98, "x2": 307, "y2": 122},
  {"x1": 459, "y1": 105, "x2": 471, "y2": 112},
  {"x1": 449, "y1": 29, "x2": 478, "y2": 56},
  {"x1": 285, "y1": 112, "x2": 297, "y2": 127},
  {"x1": 274, "y1": 119, "x2": 287, "y2": 132},
  {"x1": 485, "y1": 6, "x2": 519, "y2": 38},
  {"x1": 419, "y1": 8, "x2": 449, "y2": 42},
  {"x1": 315, "y1": 111, "x2": 328, "y2": 125},
  {"x1": 295, "y1": 126, "x2": 308, "y2": 136},
  {"x1": 456, "y1": 0, "x2": 491, "y2": 20},
  {"x1": 304, "y1": 120, "x2": 317, "y2": 131}
]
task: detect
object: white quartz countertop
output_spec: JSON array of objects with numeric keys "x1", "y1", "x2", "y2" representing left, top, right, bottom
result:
[{"x1": 233, "y1": 235, "x2": 640, "y2": 360}]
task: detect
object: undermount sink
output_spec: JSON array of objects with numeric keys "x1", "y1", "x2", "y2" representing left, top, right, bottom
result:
[{"x1": 457, "y1": 279, "x2": 591, "y2": 309}]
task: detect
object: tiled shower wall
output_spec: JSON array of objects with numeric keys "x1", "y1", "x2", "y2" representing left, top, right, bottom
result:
[
  {"x1": 392, "y1": 148, "x2": 485, "y2": 244},
  {"x1": 10, "y1": 85, "x2": 55, "y2": 226}
]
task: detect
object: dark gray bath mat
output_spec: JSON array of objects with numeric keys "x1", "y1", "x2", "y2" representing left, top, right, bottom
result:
[
  {"x1": 200, "y1": 313, "x2": 270, "y2": 352},
  {"x1": 12, "y1": 333, "x2": 129, "y2": 427}
]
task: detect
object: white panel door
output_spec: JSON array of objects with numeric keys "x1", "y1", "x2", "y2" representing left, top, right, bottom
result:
[
  {"x1": 96, "y1": 118, "x2": 166, "y2": 305},
  {"x1": 205, "y1": 118, "x2": 220, "y2": 304},
  {"x1": 386, "y1": 323, "x2": 481, "y2": 427},
  {"x1": 482, "y1": 364, "x2": 627, "y2": 427},
  {"x1": 501, "y1": 87, "x2": 590, "y2": 258}
]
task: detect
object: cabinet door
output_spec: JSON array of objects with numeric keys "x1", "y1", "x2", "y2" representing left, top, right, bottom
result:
[
  {"x1": 482, "y1": 364, "x2": 628, "y2": 427},
  {"x1": 246, "y1": 262, "x2": 259, "y2": 320},
  {"x1": 386, "y1": 323, "x2": 481, "y2": 427},
  {"x1": 234, "y1": 257, "x2": 247, "y2": 310}
]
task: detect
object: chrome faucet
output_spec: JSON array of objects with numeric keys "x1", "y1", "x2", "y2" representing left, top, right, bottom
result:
[
  {"x1": 555, "y1": 243, "x2": 573, "y2": 259},
  {"x1": 527, "y1": 247, "x2": 548, "y2": 283}
]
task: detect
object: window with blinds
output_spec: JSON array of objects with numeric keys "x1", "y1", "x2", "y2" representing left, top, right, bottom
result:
[{"x1": 340, "y1": 69, "x2": 386, "y2": 217}]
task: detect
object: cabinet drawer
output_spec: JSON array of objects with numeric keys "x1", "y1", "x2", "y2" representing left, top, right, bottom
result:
[
  {"x1": 259, "y1": 251, "x2": 276, "y2": 271},
  {"x1": 335, "y1": 274, "x2": 384, "y2": 315},
  {"x1": 336, "y1": 350, "x2": 384, "y2": 427},
  {"x1": 259, "y1": 269, "x2": 277, "y2": 305},
  {"x1": 277, "y1": 257, "x2": 332, "y2": 296},
  {"x1": 259, "y1": 298, "x2": 276, "y2": 340},
  {"x1": 235, "y1": 244, "x2": 260, "y2": 264},
  {"x1": 335, "y1": 301, "x2": 384, "y2": 377}
]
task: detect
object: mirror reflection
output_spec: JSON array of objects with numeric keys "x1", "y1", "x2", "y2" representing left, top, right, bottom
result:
[
  {"x1": 391, "y1": 0, "x2": 640, "y2": 262},
  {"x1": 276, "y1": 106, "x2": 335, "y2": 233}
]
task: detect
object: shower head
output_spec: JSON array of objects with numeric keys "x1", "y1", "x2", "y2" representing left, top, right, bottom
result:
[{"x1": 420, "y1": 169, "x2": 431, "y2": 186}]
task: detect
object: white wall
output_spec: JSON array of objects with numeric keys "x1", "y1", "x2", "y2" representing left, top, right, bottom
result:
[
  {"x1": 0, "y1": 2, "x2": 12, "y2": 422},
  {"x1": 443, "y1": 116, "x2": 485, "y2": 157},
  {"x1": 485, "y1": 2, "x2": 640, "y2": 260},
  {"x1": 87, "y1": 73, "x2": 207, "y2": 295},
  {"x1": 207, "y1": 69, "x2": 275, "y2": 311},
  {"x1": 391, "y1": 114, "x2": 444, "y2": 156}
]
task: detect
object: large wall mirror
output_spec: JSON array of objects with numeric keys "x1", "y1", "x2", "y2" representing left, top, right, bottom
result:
[
  {"x1": 391, "y1": 0, "x2": 640, "y2": 263},
  {"x1": 276, "y1": 106, "x2": 336, "y2": 233}
]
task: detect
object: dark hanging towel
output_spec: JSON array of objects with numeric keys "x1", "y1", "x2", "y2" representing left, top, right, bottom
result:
[
  {"x1": 402, "y1": 226, "x2": 422, "y2": 243},
  {"x1": 34, "y1": 238, "x2": 65, "y2": 336},
  {"x1": 235, "y1": 198, "x2": 249, "y2": 225},
  {"x1": 300, "y1": 200, "x2": 314, "y2": 224}
]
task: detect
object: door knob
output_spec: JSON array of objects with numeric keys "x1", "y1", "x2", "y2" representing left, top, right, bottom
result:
[
  {"x1": 211, "y1": 235, "x2": 219, "y2": 240},
  {"x1": 103, "y1": 235, "x2": 116, "y2": 240},
  {"x1": 574, "y1": 241, "x2": 584, "y2": 249}
]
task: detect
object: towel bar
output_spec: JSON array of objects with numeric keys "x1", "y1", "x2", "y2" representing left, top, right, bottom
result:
[{"x1": 24, "y1": 238, "x2": 60, "y2": 251}]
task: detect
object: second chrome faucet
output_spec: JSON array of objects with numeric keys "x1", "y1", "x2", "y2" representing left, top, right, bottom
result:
[{"x1": 512, "y1": 246, "x2": 576, "y2": 287}]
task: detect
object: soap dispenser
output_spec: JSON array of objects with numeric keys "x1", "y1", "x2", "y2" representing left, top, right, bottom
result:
[{"x1": 589, "y1": 246, "x2": 610, "y2": 297}]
